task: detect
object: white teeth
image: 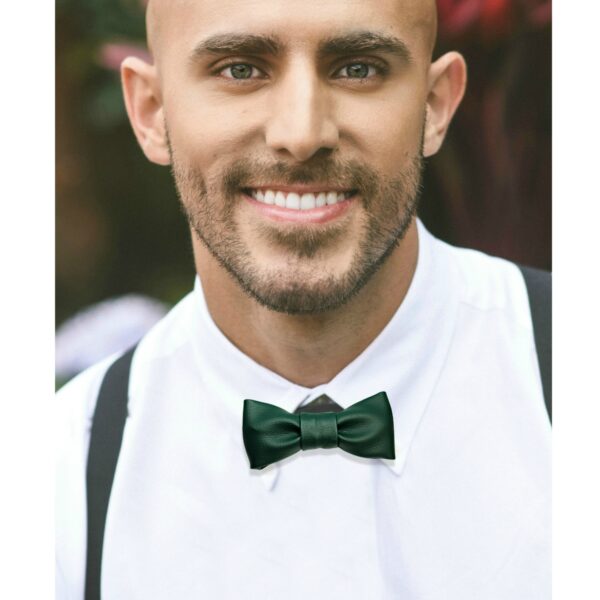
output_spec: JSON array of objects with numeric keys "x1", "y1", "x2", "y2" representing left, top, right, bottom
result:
[
  {"x1": 286, "y1": 192, "x2": 300, "y2": 209},
  {"x1": 300, "y1": 193, "x2": 316, "y2": 210},
  {"x1": 250, "y1": 189, "x2": 350, "y2": 209}
]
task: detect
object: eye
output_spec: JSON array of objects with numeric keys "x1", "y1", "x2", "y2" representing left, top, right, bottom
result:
[
  {"x1": 334, "y1": 62, "x2": 381, "y2": 79},
  {"x1": 219, "y1": 63, "x2": 264, "y2": 80}
]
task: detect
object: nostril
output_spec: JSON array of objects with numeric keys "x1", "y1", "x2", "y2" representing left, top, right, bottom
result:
[{"x1": 265, "y1": 114, "x2": 339, "y2": 161}]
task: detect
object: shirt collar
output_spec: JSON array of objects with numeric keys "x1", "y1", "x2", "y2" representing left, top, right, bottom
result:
[{"x1": 189, "y1": 219, "x2": 460, "y2": 491}]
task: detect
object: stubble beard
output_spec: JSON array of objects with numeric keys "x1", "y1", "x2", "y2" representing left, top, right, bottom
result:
[{"x1": 169, "y1": 143, "x2": 424, "y2": 315}]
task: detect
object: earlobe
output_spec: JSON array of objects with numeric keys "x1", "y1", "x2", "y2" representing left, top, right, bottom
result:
[
  {"x1": 423, "y1": 52, "x2": 467, "y2": 158},
  {"x1": 121, "y1": 56, "x2": 171, "y2": 166}
]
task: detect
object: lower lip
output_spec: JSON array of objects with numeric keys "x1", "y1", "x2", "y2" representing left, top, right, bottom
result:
[{"x1": 243, "y1": 193, "x2": 355, "y2": 224}]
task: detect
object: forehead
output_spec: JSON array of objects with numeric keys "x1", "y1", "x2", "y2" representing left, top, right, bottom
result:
[{"x1": 148, "y1": 0, "x2": 436, "y2": 61}]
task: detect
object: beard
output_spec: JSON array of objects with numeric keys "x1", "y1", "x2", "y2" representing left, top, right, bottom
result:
[{"x1": 169, "y1": 142, "x2": 424, "y2": 315}]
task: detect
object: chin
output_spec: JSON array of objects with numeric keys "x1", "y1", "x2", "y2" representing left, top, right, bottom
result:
[{"x1": 234, "y1": 267, "x2": 365, "y2": 315}]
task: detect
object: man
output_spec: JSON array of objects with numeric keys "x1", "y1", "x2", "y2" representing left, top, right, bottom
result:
[{"x1": 56, "y1": 0, "x2": 551, "y2": 598}]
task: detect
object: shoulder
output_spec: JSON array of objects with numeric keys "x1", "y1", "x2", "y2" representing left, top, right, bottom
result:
[
  {"x1": 426, "y1": 233, "x2": 552, "y2": 416},
  {"x1": 55, "y1": 289, "x2": 197, "y2": 593},
  {"x1": 434, "y1": 237, "x2": 543, "y2": 333},
  {"x1": 55, "y1": 288, "x2": 197, "y2": 440},
  {"x1": 55, "y1": 354, "x2": 118, "y2": 597},
  {"x1": 55, "y1": 354, "x2": 116, "y2": 452}
]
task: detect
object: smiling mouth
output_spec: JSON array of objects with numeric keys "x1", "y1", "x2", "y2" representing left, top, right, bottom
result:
[{"x1": 242, "y1": 187, "x2": 356, "y2": 211}]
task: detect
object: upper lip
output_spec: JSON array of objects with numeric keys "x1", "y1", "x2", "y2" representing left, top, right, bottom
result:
[{"x1": 244, "y1": 184, "x2": 353, "y2": 194}]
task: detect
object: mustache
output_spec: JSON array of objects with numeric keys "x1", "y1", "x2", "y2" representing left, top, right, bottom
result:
[{"x1": 220, "y1": 157, "x2": 380, "y2": 201}]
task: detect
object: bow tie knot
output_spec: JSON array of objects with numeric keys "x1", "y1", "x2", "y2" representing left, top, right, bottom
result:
[
  {"x1": 300, "y1": 412, "x2": 338, "y2": 450},
  {"x1": 243, "y1": 392, "x2": 395, "y2": 469}
]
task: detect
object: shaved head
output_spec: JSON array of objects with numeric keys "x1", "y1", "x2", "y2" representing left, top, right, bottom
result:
[
  {"x1": 145, "y1": 0, "x2": 438, "y2": 63},
  {"x1": 144, "y1": 0, "x2": 160, "y2": 58}
]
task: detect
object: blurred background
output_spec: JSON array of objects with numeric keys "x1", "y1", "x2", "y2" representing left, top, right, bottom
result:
[{"x1": 55, "y1": 0, "x2": 551, "y2": 383}]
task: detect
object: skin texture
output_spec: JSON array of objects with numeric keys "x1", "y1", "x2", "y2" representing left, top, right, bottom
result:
[{"x1": 122, "y1": 0, "x2": 466, "y2": 387}]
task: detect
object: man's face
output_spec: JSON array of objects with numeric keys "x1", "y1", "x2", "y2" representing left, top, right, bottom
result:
[{"x1": 153, "y1": 0, "x2": 434, "y2": 314}]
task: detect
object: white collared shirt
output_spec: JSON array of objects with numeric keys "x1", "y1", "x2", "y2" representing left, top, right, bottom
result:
[{"x1": 55, "y1": 220, "x2": 551, "y2": 600}]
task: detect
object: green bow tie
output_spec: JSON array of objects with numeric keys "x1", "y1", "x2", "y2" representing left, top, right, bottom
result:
[{"x1": 242, "y1": 392, "x2": 395, "y2": 469}]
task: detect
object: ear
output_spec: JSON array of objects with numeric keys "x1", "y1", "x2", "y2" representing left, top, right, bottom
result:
[
  {"x1": 422, "y1": 52, "x2": 467, "y2": 158},
  {"x1": 121, "y1": 56, "x2": 171, "y2": 166}
]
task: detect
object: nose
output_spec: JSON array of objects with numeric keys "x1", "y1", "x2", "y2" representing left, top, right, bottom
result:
[{"x1": 264, "y1": 62, "x2": 339, "y2": 162}]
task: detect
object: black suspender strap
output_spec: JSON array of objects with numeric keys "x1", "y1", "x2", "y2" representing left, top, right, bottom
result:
[
  {"x1": 518, "y1": 265, "x2": 552, "y2": 422},
  {"x1": 85, "y1": 345, "x2": 137, "y2": 600}
]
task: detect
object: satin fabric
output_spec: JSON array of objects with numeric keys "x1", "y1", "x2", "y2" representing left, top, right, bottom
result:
[{"x1": 242, "y1": 392, "x2": 395, "y2": 469}]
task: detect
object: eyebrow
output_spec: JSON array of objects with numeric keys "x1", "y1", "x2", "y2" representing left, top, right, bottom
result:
[
  {"x1": 190, "y1": 33, "x2": 282, "y2": 61},
  {"x1": 189, "y1": 30, "x2": 412, "y2": 63},
  {"x1": 318, "y1": 31, "x2": 413, "y2": 63}
]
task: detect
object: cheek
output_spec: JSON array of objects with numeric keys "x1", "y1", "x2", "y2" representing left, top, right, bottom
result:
[
  {"x1": 337, "y1": 87, "x2": 427, "y2": 172},
  {"x1": 165, "y1": 84, "x2": 260, "y2": 172},
  {"x1": 379, "y1": 118, "x2": 424, "y2": 173}
]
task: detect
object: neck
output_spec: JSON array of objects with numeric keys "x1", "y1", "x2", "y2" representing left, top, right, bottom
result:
[{"x1": 194, "y1": 221, "x2": 419, "y2": 388}]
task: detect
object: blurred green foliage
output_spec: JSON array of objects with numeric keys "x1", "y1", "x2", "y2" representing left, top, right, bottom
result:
[{"x1": 57, "y1": 0, "x2": 193, "y2": 326}]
